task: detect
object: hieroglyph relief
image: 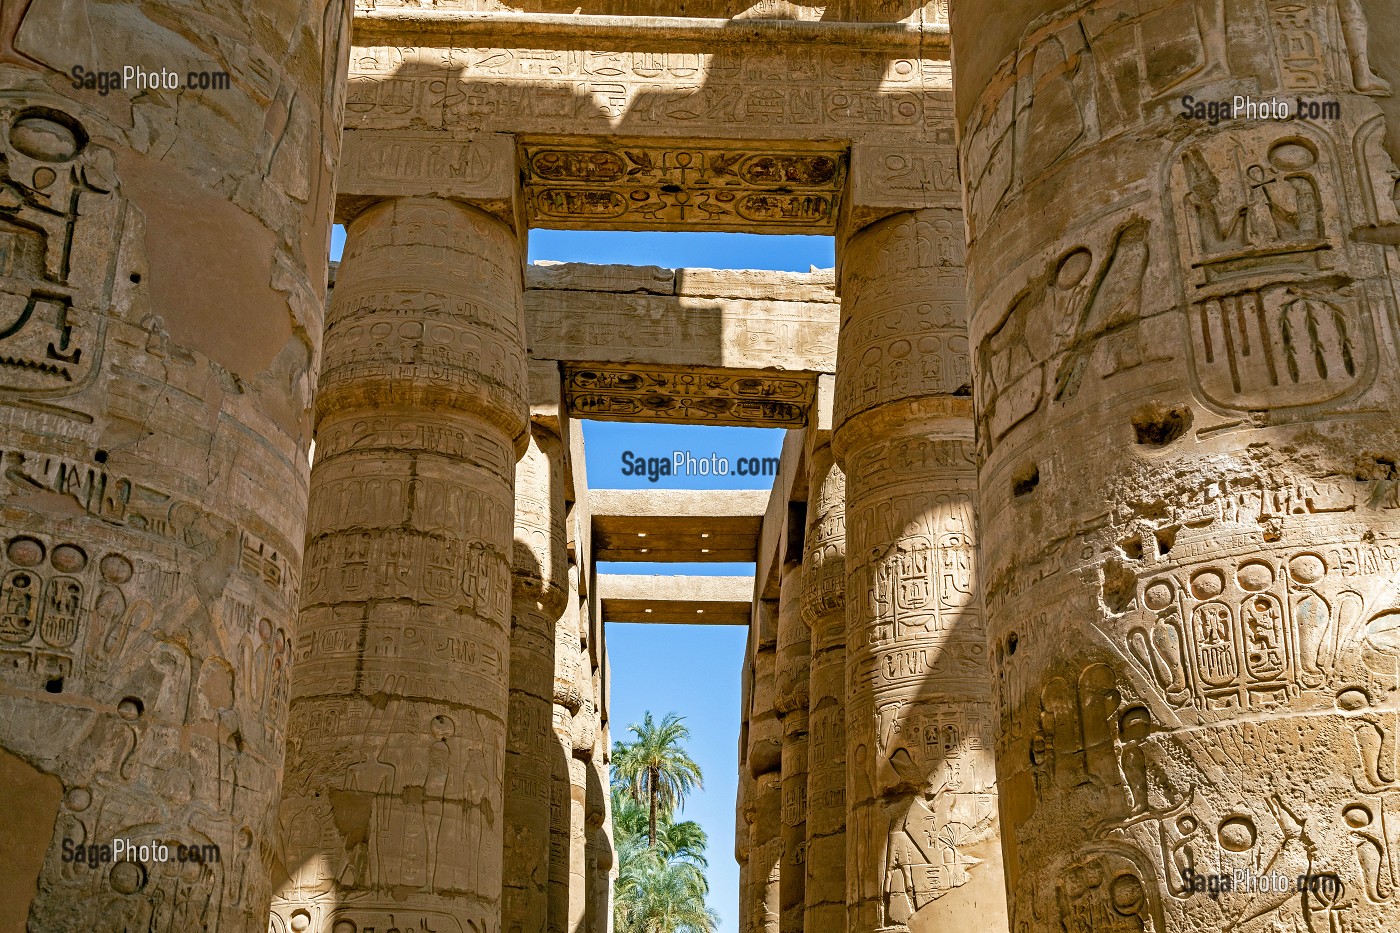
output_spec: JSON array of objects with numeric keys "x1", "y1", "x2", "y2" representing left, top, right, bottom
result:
[
  {"x1": 0, "y1": 95, "x2": 118, "y2": 398},
  {"x1": 520, "y1": 140, "x2": 846, "y2": 233},
  {"x1": 563, "y1": 363, "x2": 815, "y2": 427},
  {"x1": 345, "y1": 42, "x2": 953, "y2": 142}
]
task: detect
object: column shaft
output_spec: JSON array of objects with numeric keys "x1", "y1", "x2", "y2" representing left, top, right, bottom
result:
[
  {"x1": 954, "y1": 1, "x2": 1400, "y2": 928},
  {"x1": 835, "y1": 209, "x2": 1009, "y2": 932},
  {"x1": 802, "y1": 445, "x2": 848, "y2": 933},
  {"x1": 748, "y1": 600, "x2": 782, "y2": 933},
  {"x1": 504, "y1": 425, "x2": 568, "y2": 932},
  {"x1": 776, "y1": 563, "x2": 810, "y2": 933},
  {"x1": 276, "y1": 197, "x2": 528, "y2": 933},
  {"x1": 0, "y1": 3, "x2": 347, "y2": 929}
]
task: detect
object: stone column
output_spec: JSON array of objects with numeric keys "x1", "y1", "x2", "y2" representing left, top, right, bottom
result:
[
  {"x1": 802, "y1": 444, "x2": 848, "y2": 933},
  {"x1": 748, "y1": 600, "x2": 782, "y2": 933},
  {"x1": 775, "y1": 563, "x2": 810, "y2": 933},
  {"x1": 736, "y1": 761, "x2": 754, "y2": 933},
  {"x1": 0, "y1": 2, "x2": 348, "y2": 929},
  {"x1": 504, "y1": 425, "x2": 568, "y2": 932},
  {"x1": 276, "y1": 197, "x2": 528, "y2": 933},
  {"x1": 550, "y1": 566, "x2": 586, "y2": 932},
  {"x1": 587, "y1": 716, "x2": 613, "y2": 933},
  {"x1": 954, "y1": 1, "x2": 1400, "y2": 929},
  {"x1": 833, "y1": 209, "x2": 1008, "y2": 932},
  {"x1": 570, "y1": 661, "x2": 598, "y2": 932}
]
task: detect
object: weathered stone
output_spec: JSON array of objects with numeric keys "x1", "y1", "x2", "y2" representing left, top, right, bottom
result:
[
  {"x1": 834, "y1": 209, "x2": 1009, "y2": 933},
  {"x1": 954, "y1": 0, "x2": 1400, "y2": 929},
  {"x1": 802, "y1": 444, "x2": 847, "y2": 933},
  {"x1": 775, "y1": 563, "x2": 810, "y2": 933},
  {"x1": 276, "y1": 197, "x2": 528, "y2": 933},
  {"x1": 0, "y1": 2, "x2": 347, "y2": 929},
  {"x1": 504, "y1": 425, "x2": 569, "y2": 933}
]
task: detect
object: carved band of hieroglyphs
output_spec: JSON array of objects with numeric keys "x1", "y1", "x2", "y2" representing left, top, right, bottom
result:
[
  {"x1": 346, "y1": 46, "x2": 953, "y2": 140},
  {"x1": 563, "y1": 363, "x2": 816, "y2": 427},
  {"x1": 520, "y1": 140, "x2": 847, "y2": 233}
]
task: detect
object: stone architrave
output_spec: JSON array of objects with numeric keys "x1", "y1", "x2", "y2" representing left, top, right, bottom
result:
[
  {"x1": 802, "y1": 444, "x2": 848, "y2": 933},
  {"x1": 276, "y1": 197, "x2": 528, "y2": 933},
  {"x1": 954, "y1": 0, "x2": 1400, "y2": 929},
  {"x1": 775, "y1": 563, "x2": 810, "y2": 933},
  {"x1": 0, "y1": 2, "x2": 348, "y2": 929},
  {"x1": 504, "y1": 425, "x2": 569, "y2": 932},
  {"x1": 833, "y1": 209, "x2": 1009, "y2": 933}
]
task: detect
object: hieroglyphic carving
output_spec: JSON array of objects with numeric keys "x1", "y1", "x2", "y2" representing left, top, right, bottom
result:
[
  {"x1": 338, "y1": 129, "x2": 515, "y2": 205},
  {"x1": 521, "y1": 140, "x2": 846, "y2": 233},
  {"x1": 504, "y1": 426, "x2": 568, "y2": 933},
  {"x1": 277, "y1": 197, "x2": 527, "y2": 933},
  {"x1": 563, "y1": 363, "x2": 815, "y2": 427},
  {"x1": 1167, "y1": 125, "x2": 1378, "y2": 412},
  {"x1": 0, "y1": 99, "x2": 118, "y2": 398},
  {"x1": 0, "y1": 0, "x2": 345, "y2": 925},
  {"x1": 959, "y1": 1, "x2": 1400, "y2": 929},
  {"x1": 833, "y1": 210, "x2": 970, "y2": 429},
  {"x1": 775, "y1": 564, "x2": 809, "y2": 933},
  {"x1": 346, "y1": 42, "x2": 952, "y2": 143},
  {"x1": 801, "y1": 446, "x2": 848, "y2": 933},
  {"x1": 834, "y1": 208, "x2": 1007, "y2": 933}
]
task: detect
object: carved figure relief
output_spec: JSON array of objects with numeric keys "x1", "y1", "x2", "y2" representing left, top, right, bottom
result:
[{"x1": 978, "y1": 219, "x2": 1160, "y2": 449}]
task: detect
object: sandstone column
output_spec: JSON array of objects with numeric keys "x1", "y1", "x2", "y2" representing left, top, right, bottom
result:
[
  {"x1": 550, "y1": 566, "x2": 587, "y2": 932},
  {"x1": 954, "y1": 1, "x2": 1400, "y2": 929},
  {"x1": 775, "y1": 563, "x2": 810, "y2": 933},
  {"x1": 748, "y1": 600, "x2": 783, "y2": 933},
  {"x1": 834, "y1": 209, "x2": 1009, "y2": 932},
  {"x1": 802, "y1": 444, "x2": 848, "y2": 933},
  {"x1": 275, "y1": 197, "x2": 528, "y2": 933},
  {"x1": 0, "y1": 3, "x2": 348, "y2": 930},
  {"x1": 504, "y1": 425, "x2": 568, "y2": 932}
]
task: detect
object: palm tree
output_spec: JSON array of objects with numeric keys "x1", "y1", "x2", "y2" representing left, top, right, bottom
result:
[
  {"x1": 611, "y1": 712, "x2": 703, "y2": 849},
  {"x1": 612, "y1": 788, "x2": 709, "y2": 871},
  {"x1": 614, "y1": 835, "x2": 718, "y2": 933}
]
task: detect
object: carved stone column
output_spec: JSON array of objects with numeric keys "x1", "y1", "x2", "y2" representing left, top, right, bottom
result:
[
  {"x1": 550, "y1": 566, "x2": 586, "y2": 932},
  {"x1": 834, "y1": 209, "x2": 1008, "y2": 932},
  {"x1": 0, "y1": 3, "x2": 348, "y2": 929},
  {"x1": 736, "y1": 746, "x2": 754, "y2": 933},
  {"x1": 570, "y1": 662, "x2": 597, "y2": 933},
  {"x1": 748, "y1": 600, "x2": 782, "y2": 933},
  {"x1": 954, "y1": 1, "x2": 1400, "y2": 929},
  {"x1": 276, "y1": 197, "x2": 528, "y2": 933},
  {"x1": 504, "y1": 425, "x2": 568, "y2": 932},
  {"x1": 586, "y1": 716, "x2": 613, "y2": 933},
  {"x1": 775, "y1": 563, "x2": 810, "y2": 933},
  {"x1": 802, "y1": 445, "x2": 848, "y2": 933}
]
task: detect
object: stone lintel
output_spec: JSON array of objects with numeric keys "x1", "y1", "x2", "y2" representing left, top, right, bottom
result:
[
  {"x1": 527, "y1": 264, "x2": 838, "y2": 373},
  {"x1": 354, "y1": 9, "x2": 949, "y2": 52},
  {"x1": 335, "y1": 129, "x2": 518, "y2": 225},
  {"x1": 563, "y1": 362, "x2": 818, "y2": 427},
  {"x1": 591, "y1": 489, "x2": 767, "y2": 562},
  {"x1": 599, "y1": 574, "x2": 752, "y2": 625}
]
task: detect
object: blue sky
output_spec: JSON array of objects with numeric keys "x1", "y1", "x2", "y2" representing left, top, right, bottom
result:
[{"x1": 331, "y1": 225, "x2": 831, "y2": 933}]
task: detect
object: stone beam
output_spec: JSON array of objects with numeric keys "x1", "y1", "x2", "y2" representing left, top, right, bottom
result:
[
  {"x1": 599, "y1": 574, "x2": 752, "y2": 625},
  {"x1": 526, "y1": 262, "x2": 838, "y2": 373},
  {"x1": 591, "y1": 489, "x2": 767, "y2": 562}
]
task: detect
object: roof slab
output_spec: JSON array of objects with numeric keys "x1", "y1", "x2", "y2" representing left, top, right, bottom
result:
[
  {"x1": 591, "y1": 488, "x2": 767, "y2": 562},
  {"x1": 599, "y1": 573, "x2": 752, "y2": 625}
]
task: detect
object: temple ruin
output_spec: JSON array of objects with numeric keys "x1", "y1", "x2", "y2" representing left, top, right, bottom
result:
[{"x1": 1, "y1": 0, "x2": 1399, "y2": 930}]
